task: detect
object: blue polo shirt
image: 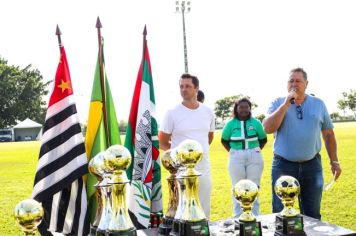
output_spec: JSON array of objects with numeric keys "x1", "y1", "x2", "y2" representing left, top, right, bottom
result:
[{"x1": 267, "y1": 95, "x2": 333, "y2": 161}]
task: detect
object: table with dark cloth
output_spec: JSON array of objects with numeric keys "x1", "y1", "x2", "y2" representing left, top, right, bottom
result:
[{"x1": 136, "y1": 214, "x2": 356, "y2": 236}]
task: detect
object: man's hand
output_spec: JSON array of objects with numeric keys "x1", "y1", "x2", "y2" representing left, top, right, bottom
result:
[
  {"x1": 158, "y1": 131, "x2": 171, "y2": 151},
  {"x1": 285, "y1": 89, "x2": 297, "y2": 105},
  {"x1": 331, "y1": 161, "x2": 342, "y2": 181}
]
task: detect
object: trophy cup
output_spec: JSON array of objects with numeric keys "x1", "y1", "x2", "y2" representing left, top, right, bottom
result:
[
  {"x1": 274, "y1": 175, "x2": 305, "y2": 236},
  {"x1": 158, "y1": 150, "x2": 179, "y2": 235},
  {"x1": 105, "y1": 145, "x2": 137, "y2": 236},
  {"x1": 14, "y1": 199, "x2": 44, "y2": 236},
  {"x1": 89, "y1": 151, "x2": 113, "y2": 236},
  {"x1": 170, "y1": 170, "x2": 186, "y2": 236},
  {"x1": 232, "y1": 179, "x2": 262, "y2": 236},
  {"x1": 175, "y1": 139, "x2": 209, "y2": 236}
]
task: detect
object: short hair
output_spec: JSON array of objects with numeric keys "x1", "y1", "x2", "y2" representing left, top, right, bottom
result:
[
  {"x1": 180, "y1": 73, "x2": 199, "y2": 88},
  {"x1": 233, "y1": 97, "x2": 252, "y2": 118},
  {"x1": 290, "y1": 67, "x2": 308, "y2": 81},
  {"x1": 197, "y1": 90, "x2": 205, "y2": 102}
]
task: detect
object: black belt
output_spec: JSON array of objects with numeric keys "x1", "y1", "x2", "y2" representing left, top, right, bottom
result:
[{"x1": 274, "y1": 153, "x2": 319, "y2": 164}]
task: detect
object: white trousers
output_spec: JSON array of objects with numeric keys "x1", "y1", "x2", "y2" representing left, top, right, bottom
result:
[
  {"x1": 197, "y1": 168, "x2": 212, "y2": 219},
  {"x1": 228, "y1": 148, "x2": 264, "y2": 217}
]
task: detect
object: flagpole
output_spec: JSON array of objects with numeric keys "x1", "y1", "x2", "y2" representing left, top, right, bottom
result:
[
  {"x1": 96, "y1": 16, "x2": 110, "y2": 147},
  {"x1": 56, "y1": 24, "x2": 62, "y2": 49},
  {"x1": 142, "y1": 25, "x2": 147, "y2": 65}
]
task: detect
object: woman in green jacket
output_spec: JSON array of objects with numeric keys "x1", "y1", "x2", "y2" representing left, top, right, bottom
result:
[{"x1": 221, "y1": 98, "x2": 267, "y2": 217}]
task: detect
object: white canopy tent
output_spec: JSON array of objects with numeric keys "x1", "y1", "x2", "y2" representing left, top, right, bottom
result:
[{"x1": 13, "y1": 118, "x2": 42, "y2": 141}]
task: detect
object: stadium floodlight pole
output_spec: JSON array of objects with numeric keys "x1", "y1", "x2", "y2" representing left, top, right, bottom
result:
[
  {"x1": 96, "y1": 16, "x2": 110, "y2": 147},
  {"x1": 55, "y1": 25, "x2": 62, "y2": 49},
  {"x1": 176, "y1": 0, "x2": 191, "y2": 73}
]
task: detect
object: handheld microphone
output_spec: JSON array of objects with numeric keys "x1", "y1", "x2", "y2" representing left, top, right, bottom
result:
[{"x1": 290, "y1": 89, "x2": 296, "y2": 104}]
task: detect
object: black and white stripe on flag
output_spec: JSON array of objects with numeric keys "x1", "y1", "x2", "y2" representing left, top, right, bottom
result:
[{"x1": 32, "y1": 46, "x2": 89, "y2": 235}]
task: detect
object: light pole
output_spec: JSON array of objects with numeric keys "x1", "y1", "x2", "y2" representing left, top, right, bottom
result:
[{"x1": 176, "y1": 1, "x2": 191, "y2": 73}]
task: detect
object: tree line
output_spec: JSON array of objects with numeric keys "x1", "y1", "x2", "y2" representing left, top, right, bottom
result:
[{"x1": 1, "y1": 57, "x2": 355, "y2": 128}]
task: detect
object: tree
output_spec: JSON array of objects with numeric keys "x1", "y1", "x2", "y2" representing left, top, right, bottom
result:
[
  {"x1": 330, "y1": 112, "x2": 340, "y2": 121},
  {"x1": 118, "y1": 119, "x2": 128, "y2": 133},
  {"x1": 337, "y1": 99, "x2": 347, "y2": 118},
  {"x1": 0, "y1": 58, "x2": 50, "y2": 127},
  {"x1": 255, "y1": 114, "x2": 265, "y2": 122},
  {"x1": 214, "y1": 94, "x2": 257, "y2": 122},
  {"x1": 337, "y1": 89, "x2": 356, "y2": 118}
]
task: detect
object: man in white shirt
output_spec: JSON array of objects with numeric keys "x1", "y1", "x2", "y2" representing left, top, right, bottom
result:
[{"x1": 159, "y1": 73, "x2": 215, "y2": 218}]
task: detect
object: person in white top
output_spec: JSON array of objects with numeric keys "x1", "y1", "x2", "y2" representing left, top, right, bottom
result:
[{"x1": 159, "y1": 73, "x2": 215, "y2": 218}]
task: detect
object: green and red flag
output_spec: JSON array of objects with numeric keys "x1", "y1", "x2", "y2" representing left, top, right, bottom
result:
[
  {"x1": 125, "y1": 26, "x2": 162, "y2": 229},
  {"x1": 85, "y1": 39, "x2": 121, "y2": 223}
]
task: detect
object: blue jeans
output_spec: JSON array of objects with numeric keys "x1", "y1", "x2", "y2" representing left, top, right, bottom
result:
[{"x1": 271, "y1": 154, "x2": 324, "y2": 220}]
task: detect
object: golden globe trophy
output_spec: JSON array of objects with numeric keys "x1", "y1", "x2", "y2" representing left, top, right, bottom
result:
[
  {"x1": 232, "y1": 179, "x2": 262, "y2": 236},
  {"x1": 89, "y1": 151, "x2": 113, "y2": 236},
  {"x1": 158, "y1": 150, "x2": 179, "y2": 235},
  {"x1": 105, "y1": 145, "x2": 137, "y2": 236},
  {"x1": 14, "y1": 199, "x2": 44, "y2": 236},
  {"x1": 175, "y1": 139, "x2": 209, "y2": 236},
  {"x1": 274, "y1": 175, "x2": 305, "y2": 236}
]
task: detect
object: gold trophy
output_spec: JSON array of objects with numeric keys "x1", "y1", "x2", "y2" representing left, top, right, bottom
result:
[
  {"x1": 175, "y1": 139, "x2": 209, "y2": 236},
  {"x1": 105, "y1": 145, "x2": 137, "y2": 236},
  {"x1": 274, "y1": 175, "x2": 305, "y2": 236},
  {"x1": 158, "y1": 150, "x2": 179, "y2": 235},
  {"x1": 232, "y1": 179, "x2": 262, "y2": 236},
  {"x1": 14, "y1": 199, "x2": 44, "y2": 236},
  {"x1": 89, "y1": 151, "x2": 113, "y2": 236},
  {"x1": 170, "y1": 165, "x2": 186, "y2": 236}
]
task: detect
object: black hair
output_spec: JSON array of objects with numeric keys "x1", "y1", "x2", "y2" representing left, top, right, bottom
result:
[
  {"x1": 233, "y1": 97, "x2": 252, "y2": 119},
  {"x1": 197, "y1": 90, "x2": 205, "y2": 102},
  {"x1": 180, "y1": 73, "x2": 199, "y2": 88}
]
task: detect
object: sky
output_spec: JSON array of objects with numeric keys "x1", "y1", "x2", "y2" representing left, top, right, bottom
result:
[{"x1": 1, "y1": 0, "x2": 356, "y2": 123}]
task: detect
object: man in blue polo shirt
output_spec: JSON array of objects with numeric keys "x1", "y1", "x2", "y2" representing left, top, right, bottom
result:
[{"x1": 263, "y1": 67, "x2": 342, "y2": 220}]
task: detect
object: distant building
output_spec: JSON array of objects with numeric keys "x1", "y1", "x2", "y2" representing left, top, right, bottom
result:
[{"x1": 13, "y1": 118, "x2": 42, "y2": 141}]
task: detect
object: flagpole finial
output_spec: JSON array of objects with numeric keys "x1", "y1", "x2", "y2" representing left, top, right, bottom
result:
[
  {"x1": 56, "y1": 25, "x2": 62, "y2": 36},
  {"x1": 143, "y1": 25, "x2": 147, "y2": 36},
  {"x1": 95, "y1": 16, "x2": 110, "y2": 147},
  {"x1": 56, "y1": 24, "x2": 62, "y2": 47},
  {"x1": 96, "y1": 17, "x2": 102, "y2": 29}
]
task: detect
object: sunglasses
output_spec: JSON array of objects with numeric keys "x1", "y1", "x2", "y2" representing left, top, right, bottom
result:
[{"x1": 296, "y1": 105, "x2": 303, "y2": 120}]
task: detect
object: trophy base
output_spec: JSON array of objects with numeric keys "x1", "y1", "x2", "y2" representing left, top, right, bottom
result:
[
  {"x1": 158, "y1": 216, "x2": 174, "y2": 235},
  {"x1": 96, "y1": 229, "x2": 106, "y2": 236},
  {"x1": 105, "y1": 228, "x2": 137, "y2": 236},
  {"x1": 169, "y1": 218, "x2": 181, "y2": 236},
  {"x1": 234, "y1": 219, "x2": 262, "y2": 236},
  {"x1": 274, "y1": 214, "x2": 306, "y2": 236},
  {"x1": 89, "y1": 225, "x2": 98, "y2": 236},
  {"x1": 179, "y1": 219, "x2": 210, "y2": 236}
]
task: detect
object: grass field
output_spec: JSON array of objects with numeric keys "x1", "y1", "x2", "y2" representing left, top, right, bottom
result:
[{"x1": 1, "y1": 122, "x2": 355, "y2": 235}]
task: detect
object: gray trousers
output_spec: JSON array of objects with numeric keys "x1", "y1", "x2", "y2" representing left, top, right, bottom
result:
[{"x1": 228, "y1": 147, "x2": 264, "y2": 217}]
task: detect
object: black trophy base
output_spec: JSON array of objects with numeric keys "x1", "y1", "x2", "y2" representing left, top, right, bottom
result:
[
  {"x1": 169, "y1": 218, "x2": 180, "y2": 236},
  {"x1": 158, "y1": 216, "x2": 174, "y2": 235},
  {"x1": 96, "y1": 228, "x2": 106, "y2": 236},
  {"x1": 179, "y1": 219, "x2": 210, "y2": 236},
  {"x1": 274, "y1": 214, "x2": 306, "y2": 236},
  {"x1": 105, "y1": 227, "x2": 137, "y2": 236},
  {"x1": 89, "y1": 225, "x2": 97, "y2": 236},
  {"x1": 234, "y1": 219, "x2": 262, "y2": 236}
]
